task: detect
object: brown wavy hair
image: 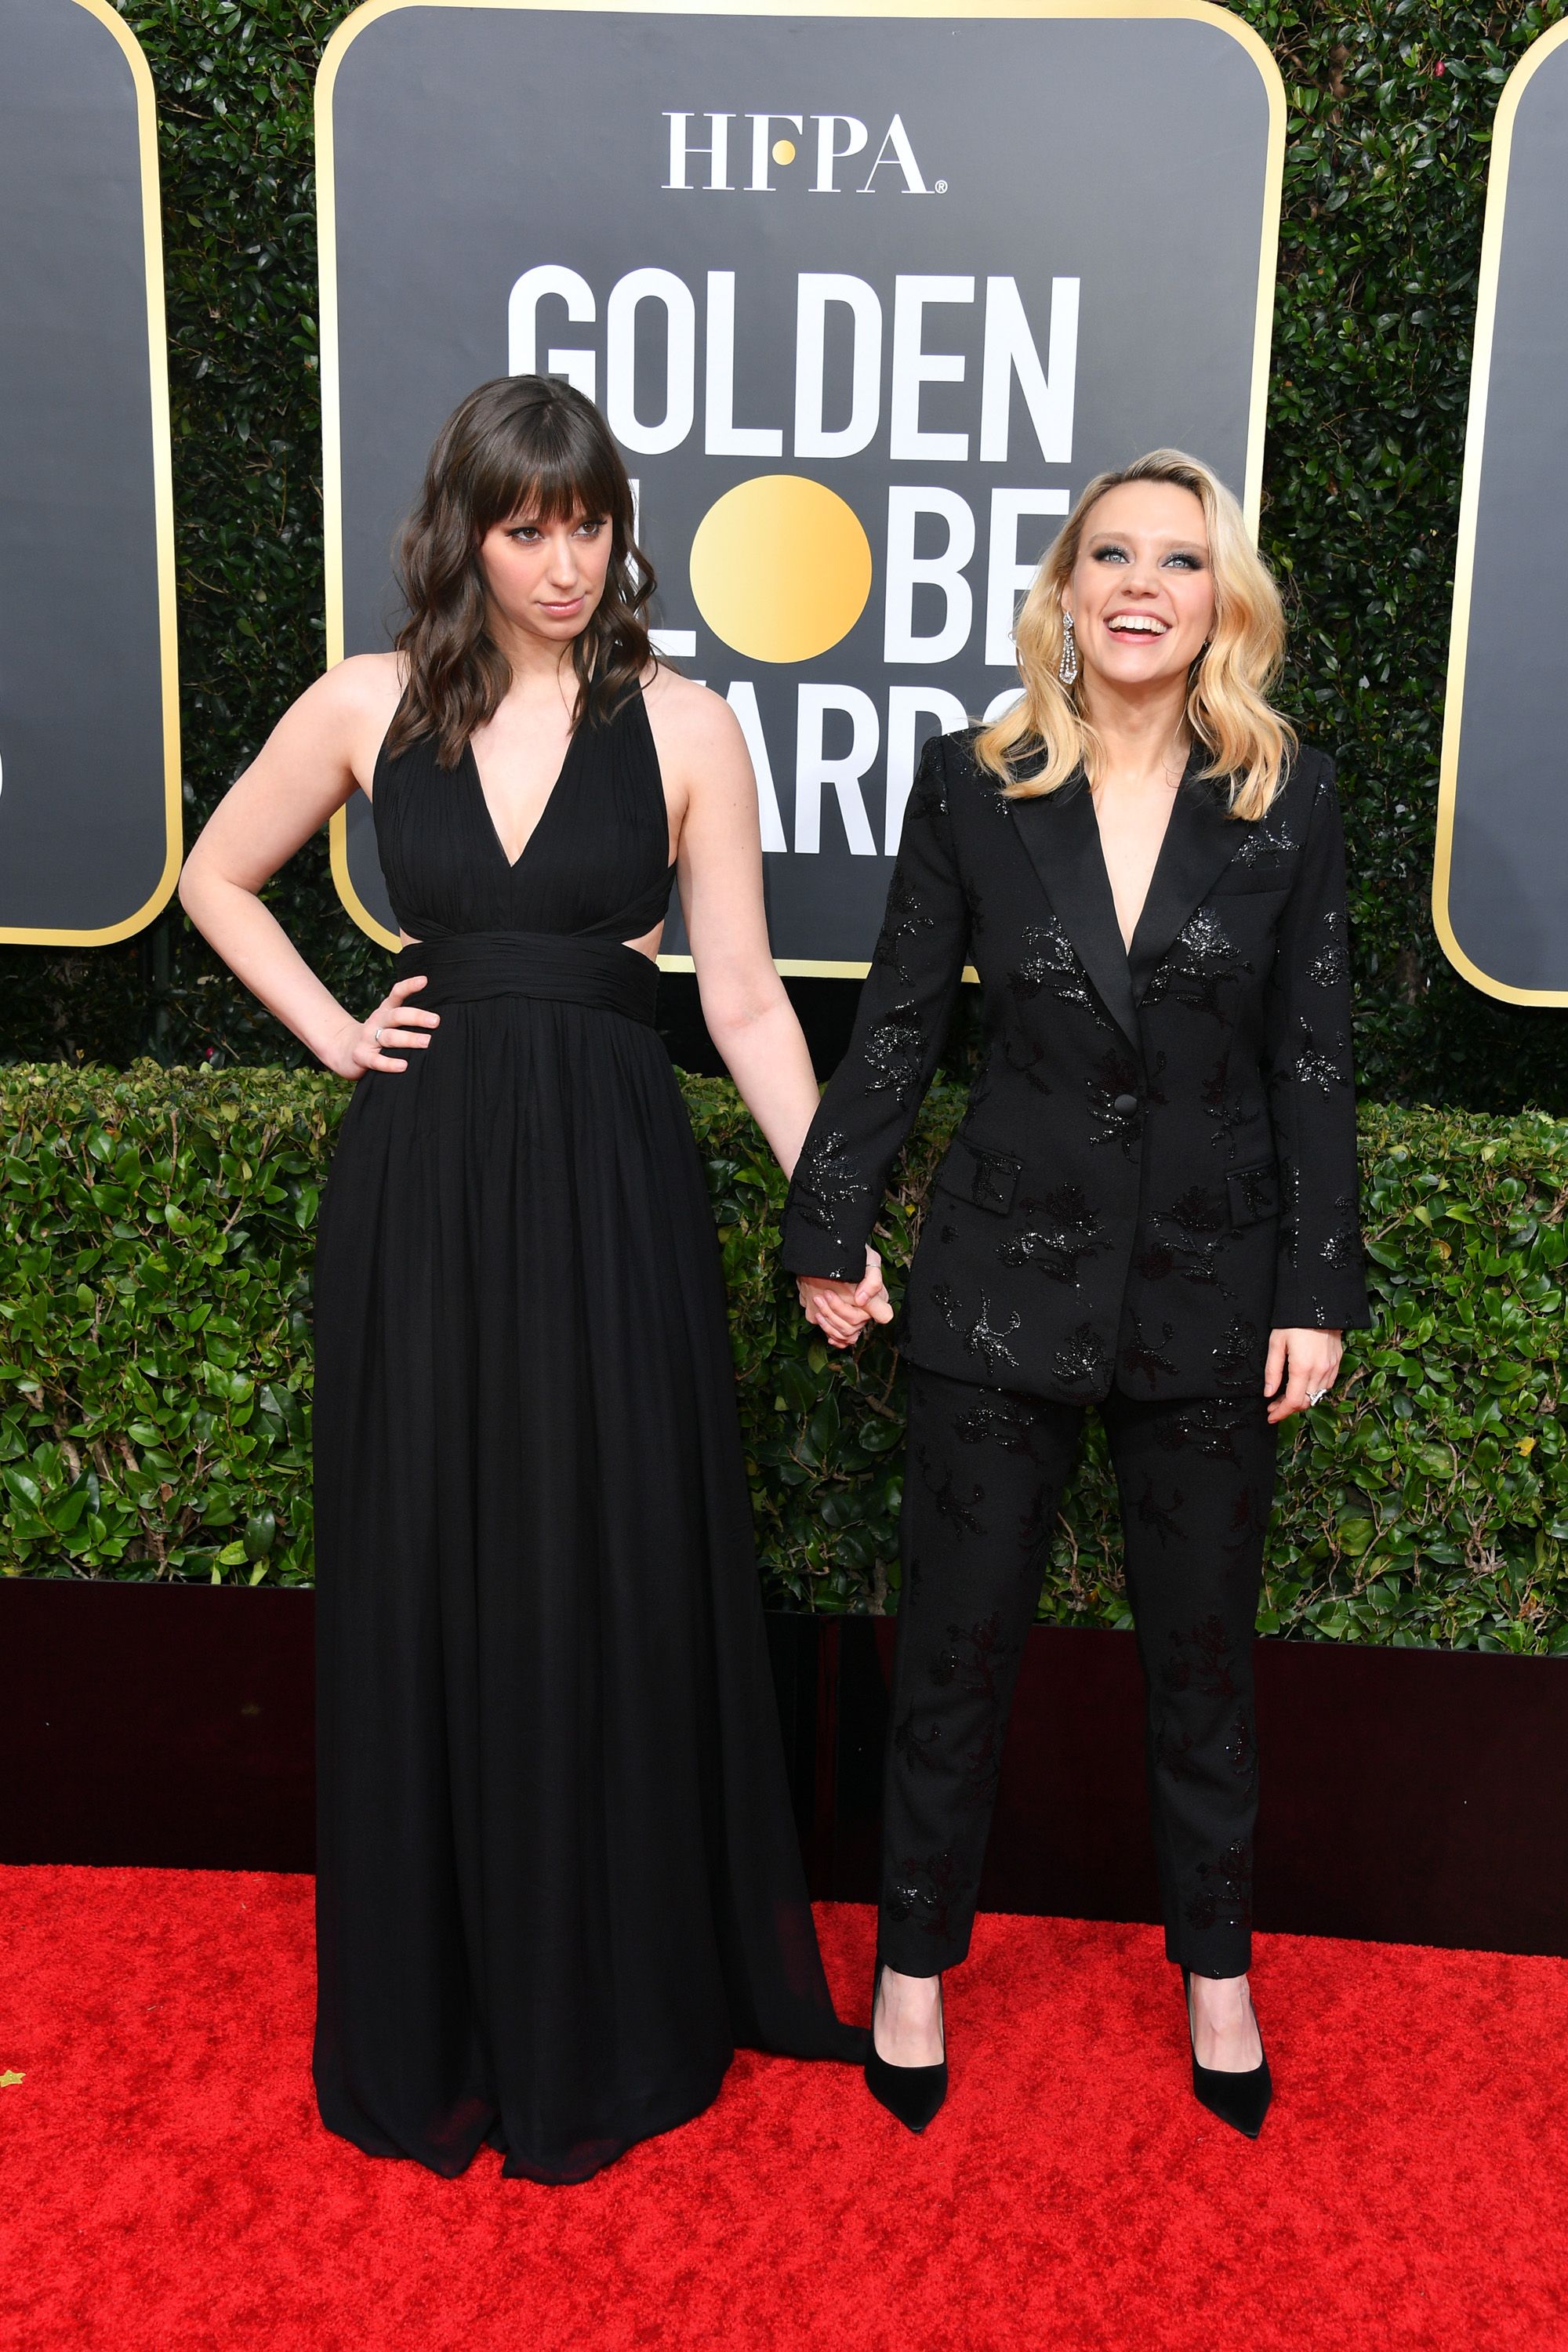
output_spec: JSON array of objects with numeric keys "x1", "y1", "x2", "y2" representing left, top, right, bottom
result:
[
  {"x1": 384, "y1": 375, "x2": 656, "y2": 768},
  {"x1": 975, "y1": 449, "x2": 1294, "y2": 820}
]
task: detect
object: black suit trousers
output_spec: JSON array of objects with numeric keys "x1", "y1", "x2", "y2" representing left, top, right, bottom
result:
[{"x1": 880, "y1": 1370, "x2": 1278, "y2": 1981}]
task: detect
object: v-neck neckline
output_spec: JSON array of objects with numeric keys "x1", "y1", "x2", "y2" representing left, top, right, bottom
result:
[
  {"x1": 1087, "y1": 740, "x2": 1207, "y2": 957},
  {"x1": 466, "y1": 724, "x2": 579, "y2": 873}
]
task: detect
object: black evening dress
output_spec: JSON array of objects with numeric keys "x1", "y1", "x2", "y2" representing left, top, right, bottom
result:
[{"x1": 310, "y1": 686, "x2": 862, "y2": 2183}]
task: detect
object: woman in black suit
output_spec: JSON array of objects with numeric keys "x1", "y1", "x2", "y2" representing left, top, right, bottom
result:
[{"x1": 781, "y1": 450, "x2": 1369, "y2": 2138}]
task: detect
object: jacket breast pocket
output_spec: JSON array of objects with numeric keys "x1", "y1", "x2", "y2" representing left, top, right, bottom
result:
[
  {"x1": 1227, "y1": 1163, "x2": 1279, "y2": 1229},
  {"x1": 936, "y1": 1138, "x2": 1022, "y2": 1217}
]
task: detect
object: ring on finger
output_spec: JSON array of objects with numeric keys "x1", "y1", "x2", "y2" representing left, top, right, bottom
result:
[{"x1": 1306, "y1": 1387, "x2": 1329, "y2": 1406}]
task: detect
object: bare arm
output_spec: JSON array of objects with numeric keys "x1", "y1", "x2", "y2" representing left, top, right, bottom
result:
[
  {"x1": 653, "y1": 677, "x2": 818, "y2": 1174},
  {"x1": 648, "y1": 673, "x2": 889, "y2": 1343},
  {"x1": 178, "y1": 658, "x2": 434, "y2": 1078}
]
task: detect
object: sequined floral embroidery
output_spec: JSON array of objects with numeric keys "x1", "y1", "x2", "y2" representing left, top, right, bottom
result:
[
  {"x1": 1144, "y1": 909, "x2": 1249, "y2": 1022},
  {"x1": 933, "y1": 1283, "x2": 1022, "y2": 1374},
  {"x1": 863, "y1": 1002, "x2": 927, "y2": 1106},
  {"x1": 1293, "y1": 1018, "x2": 1348, "y2": 1094},
  {"x1": 1200, "y1": 1050, "x2": 1258, "y2": 1161},
  {"x1": 1163, "y1": 1615, "x2": 1238, "y2": 1701},
  {"x1": 1007, "y1": 918, "x2": 1112, "y2": 1027},
  {"x1": 872, "y1": 876, "x2": 936, "y2": 982},
  {"x1": 1121, "y1": 1316, "x2": 1178, "y2": 1388},
  {"x1": 886, "y1": 1849, "x2": 966, "y2": 1939},
  {"x1": 916, "y1": 1443, "x2": 985, "y2": 1539},
  {"x1": 952, "y1": 1397, "x2": 1040, "y2": 1455},
  {"x1": 1319, "y1": 1192, "x2": 1363, "y2": 1272},
  {"x1": 1231, "y1": 807, "x2": 1296, "y2": 866},
  {"x1": 1213, "y1": 1318, "x2": 1261, "y2": 1393},
  {"x1": 1307, "y1": 908, "x2": 1348, "y2": 989},
  {"x1": 789, "y1": 1129, "x2": 865, "y2": 1241},
  {"x1": 999, "y1": 1185, "x2": 1110, "y2": 1285},
  {"x1": 1186, "y1": 1840, "x2": 1253, "y2": 1933},
  {"x1": 1136, "y1": 1475, "x2": 1186, "y2": 1547},
  {"x1": 1051, "y1": 1321, "x2": 1109, "y2": 1389}
]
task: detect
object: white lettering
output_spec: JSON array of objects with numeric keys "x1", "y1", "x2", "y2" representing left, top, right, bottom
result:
[
  {"x1": 507, "y1": 266, "x2": 597, "y2": 397},
  {"x1": 884, "y1": 488, "x2": 975, "y2": 665},
  {"x1": 812, "y1": 114, "x2": 868, "y2": 193},
  {"x1": 725, "y1": 681, "x2": 787, "y2": 852},
  {"x1": 885, "y1": 686, "x2": 967, "y2": 852},
  {"x1": 748, "y1": 112, "x2": 804, "y2": 192},
  {"x1": 979, "y1": 276, "x2": 1080, "y2": 463},
  {"x1": 793, "y1": 274, "x2": 882, "y2": 459},
  {"x1": 705, "y1": 274, "x2": 783, "y2": 456},
  {"x1": 794, "y1": 686, "x2": 879, "y2": 855},
  {"x1": 889, "y1": 276, "x2": 974, "y2": 462},
  {"x1": 985, "y1": 488, "x2": 1069, "y2": 665},
  {"x1": 605, "y1": 269, "x2": 696, "y2": 456},
  {"x1": 857, "y1": 112, "x2": 927, "y2": 196},
  {"x1": 664, "y1": 112, "x2": 733, "y2": 192}
]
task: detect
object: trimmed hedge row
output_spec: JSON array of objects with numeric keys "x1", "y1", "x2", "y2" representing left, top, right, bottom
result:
[{"x1": 3, "y1": 1067, "x2": 1564, "y2": 1651}]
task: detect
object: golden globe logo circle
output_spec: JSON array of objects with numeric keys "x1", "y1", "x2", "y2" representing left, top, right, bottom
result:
[{"x1": 688, "y1": 474, "x2": 873, "y2": 662}]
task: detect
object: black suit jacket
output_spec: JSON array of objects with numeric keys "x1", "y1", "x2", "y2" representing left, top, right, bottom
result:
[{"x1": 780, "y1": 729, "x2": 1370, "y2": 1403}]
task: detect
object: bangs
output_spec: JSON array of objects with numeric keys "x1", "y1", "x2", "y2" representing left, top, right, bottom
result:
[{"x1": 470, "y1": 401, "x2": 628, "y2": 535}]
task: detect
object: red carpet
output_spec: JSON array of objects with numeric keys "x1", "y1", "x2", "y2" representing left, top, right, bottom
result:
[{"x1": 2, "y1": 1868, "x2": 1565, "y2": 2350}]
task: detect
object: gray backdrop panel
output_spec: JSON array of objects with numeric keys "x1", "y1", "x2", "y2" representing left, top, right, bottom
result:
[
  {"x1": 328, "y1": 6, "x2": 1272, "y2": 960},
  {"x1": 0, "y1": 0, "x2": 170, "y2": 936},
  {"x1": 1443, "y1": 40, "x2": 1568, "y2": 996}
]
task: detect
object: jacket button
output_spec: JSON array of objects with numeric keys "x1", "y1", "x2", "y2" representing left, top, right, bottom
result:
[{"x1": 1113, "y1": 1091, "x2": 1139, "y2": 1116}]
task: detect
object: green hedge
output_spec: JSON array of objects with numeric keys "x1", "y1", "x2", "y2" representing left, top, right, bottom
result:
[
  {"x1": 4, "y1": 2, "x2": 1568, "y2": 1110},
  {"x1": 4, "y1": 1068, "x2": 1564, "y2": 1652}
]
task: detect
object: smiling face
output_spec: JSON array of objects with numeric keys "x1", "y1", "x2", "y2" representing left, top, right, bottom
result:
[
  {"x1": 476, "y1": 504, "x2": 615, "y2": 650},
  {"x1": 1065, "y1": 479, "x2": 1216, "y2": 698}
]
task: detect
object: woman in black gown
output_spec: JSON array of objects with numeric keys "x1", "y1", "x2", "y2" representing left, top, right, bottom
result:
[{"x1": 180, "y1": 376, "x2": 875, "y2": 2182}]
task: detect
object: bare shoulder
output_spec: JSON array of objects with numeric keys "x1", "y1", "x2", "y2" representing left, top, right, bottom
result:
[
  {"x1": 641, "y1": 664, "x2": 746, "y2": 775},
  {"x1": 312, "y1": 651, "x2": 403, "y2": 728},
  {"x1": 295, "y1": 652, "x2": 404, "y2": 787}
]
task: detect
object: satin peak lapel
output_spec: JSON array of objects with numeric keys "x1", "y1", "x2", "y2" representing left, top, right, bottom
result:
[
  {"x1": 1128, "y1": 754, "x2": 1247, "y2": 1004},
  {"x1": 1007, "y1": 778, "x2": 1140, "y2": 1053}
]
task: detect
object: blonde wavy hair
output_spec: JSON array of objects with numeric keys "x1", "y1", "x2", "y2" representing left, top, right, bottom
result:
[{"x1": 975, "y1": 449, "x2": 1294, "y2": 821}]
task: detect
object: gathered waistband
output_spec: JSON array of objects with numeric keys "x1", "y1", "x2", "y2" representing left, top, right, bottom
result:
[{"x1": 395, "y1": 931, "x2": 659, "y2": 1027}]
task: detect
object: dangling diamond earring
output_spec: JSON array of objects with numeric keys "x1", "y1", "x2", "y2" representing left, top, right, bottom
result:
[{"x1": 1058, "y1": 609, "x2": 1079, "y2": 686}]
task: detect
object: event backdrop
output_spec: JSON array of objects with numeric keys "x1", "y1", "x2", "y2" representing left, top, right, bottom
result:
[
  {"x1": 0, "y1": 0, "x2": 179, "y2": 945},
  {"x1": 318, "y1": 0, "x2": 1283, "y2": 967},
  {"x1": 1433, "y1": 17, "x2": 1568, "y2": 1007}
]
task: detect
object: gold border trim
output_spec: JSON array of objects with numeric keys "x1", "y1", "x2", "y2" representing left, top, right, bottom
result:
[
  {"x1": 319, "y1": 0, "x2": 1285, "y2": 954},
  {"x1": 657, "y1": 953, "x2": 981, "y2": 979},
  {"x1": 1430, "y1": 20, "x2": 1568, "y2": 1007},
  {"x1": 2, "y1": 0, "x2": 183, "y2": 947}
]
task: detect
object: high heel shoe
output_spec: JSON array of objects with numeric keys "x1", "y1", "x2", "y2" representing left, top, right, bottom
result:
[
  {"x1": 1181, "y1": 1966, "x2": 1272, "y2": 2139},
  {"x1": 864, "y1": 1960, "x2": 947, "y2": 2134}
]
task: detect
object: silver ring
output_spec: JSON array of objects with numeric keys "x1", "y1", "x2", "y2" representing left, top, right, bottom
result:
[
  {"x1": 373, "y1": 1025, "x2": 383, "y2": 1045},
  {"x1": 1306, "y1": 1388, "x2": 1328, "y2": 1406}
]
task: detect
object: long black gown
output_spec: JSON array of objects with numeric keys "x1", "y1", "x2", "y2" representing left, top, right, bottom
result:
[{"x1": 310, "y1": 686, "x2": 862, "y2": 2183}]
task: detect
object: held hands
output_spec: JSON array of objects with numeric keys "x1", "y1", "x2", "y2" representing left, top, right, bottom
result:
[
  {"x1": 326, "y1": 974, "x2": 440, "y2": 1080},
  {"x1": 797, "y1": 1249, "x2": 895, "y2": 1349},
  {"x1": 1265, "y1": 1327, "x2": 1344, "y2": 1424}
]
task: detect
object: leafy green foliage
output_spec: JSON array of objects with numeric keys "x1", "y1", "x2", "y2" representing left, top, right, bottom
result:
[
  {"x1": 1, "y1": 1065, "x2": 329, "y2": 1584},
  {"x1": 5, "y1": 1068, "x2": 1565, "y2": 1652},
  {"x1": 2, "y1": 2, "x2": 1567, "y2": 1105}
]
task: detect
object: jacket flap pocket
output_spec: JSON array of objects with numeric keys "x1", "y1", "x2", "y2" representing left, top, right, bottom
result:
[
  {"x1": 936, "y1": 1139, "x2": 1022, "y2": 1217},
  {"x1": 1227, "y1": 1162, "x2": 1279, "y2": 1229}
]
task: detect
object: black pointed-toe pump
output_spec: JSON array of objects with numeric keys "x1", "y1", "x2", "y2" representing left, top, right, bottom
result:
[
  {"x1": 864, "y1": 1960, "x2": 948, "y2": 2134},
  {"x1": 1182, "y1": 1967, "x2": 1272, "y2": 2139}
]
